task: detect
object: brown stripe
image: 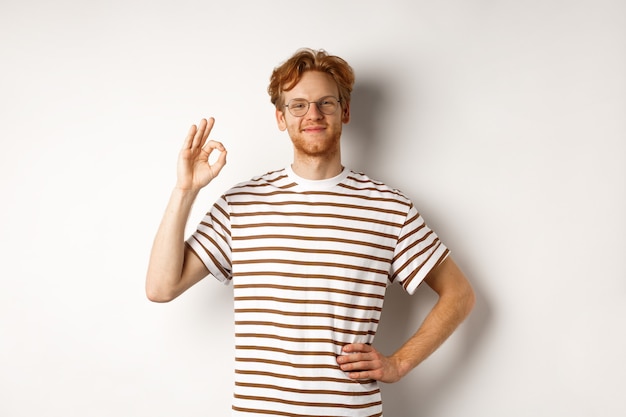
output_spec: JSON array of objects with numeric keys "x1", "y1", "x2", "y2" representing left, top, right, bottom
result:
[
  {"x1": 236, "y1": 345, "x2": 336, "y2": 357},
  {"x1": 231, "y1": 199, "x2": 407, "y2": 217},
  {"x1": 396, "y1": 220, "x2": 426, "y2": 246},
  {"x1": 339, "y1": 181, "x2": 407, "y2": 198},
  {"x1": 233, "y1": 271, "x2": 388, "y2": 289},
  {"x1": 235, "y1": 357, "x2": 339, "y2": 370},
  {"x1": 227, "y1": 186, "x2": 408, "y2": 205},
  {"x1": 232, "y1": 222, "x2": 397, "y2": 240},
  {"x1": 391, "y1": 238, "x2": 441, "y2": 283},
  {"x1": 232, "y1": 406, "x2": 381, "y2": 417},
  {"x1": 235, "y1": 333, "x2": 344, "y2": 346},
  {"x1": 234, "y1": 369, "x2": 376, "y2": 385},
  {"x1": 392, "y1": 229, "x2": 433, "y2": 264},
  {"x1": 193, "y1": 229, "x2": 230, "y2": 261},
  {"x1": 204, "y1": 198, "x2": 230, "y2": 221},
  {"x1": 233, "y1": 296, "x2": 382, "y2": 312},
  {"x1": 233, "y1": 246, "x2": 391, "y2": 265},
  {"x1": 233, "y1": 283, "x2": 384, "y2": 300},
  {"x1": 188, "y1": 236, "x2": 230, "y2": 278},
  {"x1": 235, "y1": 394, "x2": 382, "y2": 409},
  {"x1": 234, "y1": 321, "x2": 377, "y2": 337},
  {"x1": 233, "y1": 394, "x2": 382, "y2": 409},
  {"x1": 231, "y1": 210, "x2": 402, "y2": 229},
  {"x1": 233, "y1": 233, "x2": 393, "y2": 252},
  {"x1": 234, "y1": 308, "x2": 380, "y2": 324},
  {"x1": 235, "y1": 381, "x2": 380, "y2": 396},
  {"x1": 301, "y1": 189, "x2": 406, "y2": 205},
  {"x1": 402, "y1": 247, "x2": 449, "y2": 291},
  {"x1": 235, "y1": 172, "x2": 289, "y2": 187},
  {"x1": 233, "y1": 258, "x2": 388, "y2": 276}
]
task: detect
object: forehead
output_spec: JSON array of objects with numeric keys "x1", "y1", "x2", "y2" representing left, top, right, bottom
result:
[{"x1": 283, "y1": 71, "x2": 339, "y2": 101}]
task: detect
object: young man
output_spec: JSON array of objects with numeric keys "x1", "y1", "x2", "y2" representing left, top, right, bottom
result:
[{"x1": 146, "y1": 48, "x2": 475, "y2": 416}]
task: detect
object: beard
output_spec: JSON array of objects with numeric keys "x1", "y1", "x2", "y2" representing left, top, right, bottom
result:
[{"x1": 288, "y1": 126, "x2": 342, "y2": 159}]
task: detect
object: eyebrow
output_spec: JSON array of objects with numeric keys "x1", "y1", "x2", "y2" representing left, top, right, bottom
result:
[{"x1": 287, "y1": 95, "x2": 338, "y2": 101}]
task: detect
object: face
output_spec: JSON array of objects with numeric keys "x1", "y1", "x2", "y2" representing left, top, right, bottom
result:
[{"x1": 275, "y1": 71, "x2": 350, "y2": 160}]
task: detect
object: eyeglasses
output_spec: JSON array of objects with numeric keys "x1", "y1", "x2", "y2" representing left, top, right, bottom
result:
[{"x1": 283, "y1": 96, "x2": 342, "y2": 117}]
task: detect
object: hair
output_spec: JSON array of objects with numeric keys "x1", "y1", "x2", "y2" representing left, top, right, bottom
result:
[{"x1": 268, "y1": 48, "x2": 355, "y2": 110}]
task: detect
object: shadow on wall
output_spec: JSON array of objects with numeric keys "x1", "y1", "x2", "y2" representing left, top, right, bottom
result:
[
  {"x1": 346, "y1": 79, "x2": 491, "y2": 416},
  {"x1": 343, "y1": 77, "x2": 388, "y2": 177}
]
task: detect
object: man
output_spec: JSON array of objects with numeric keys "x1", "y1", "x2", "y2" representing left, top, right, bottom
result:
[{"x1": 146, "y1": 48, "x2": 475, "y2": 416}]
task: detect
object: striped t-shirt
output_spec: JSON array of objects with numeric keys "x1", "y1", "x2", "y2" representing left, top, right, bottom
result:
[{"x1": 186, "y1": 166, "x2": 449, "y2": 417}]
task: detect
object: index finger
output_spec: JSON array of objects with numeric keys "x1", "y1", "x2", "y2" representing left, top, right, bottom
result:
[
  {"x1": 182, "y1": 122, "x2": 200, "y2": 150},
  {"x1": 342, "y1": 343, "x2": 373, "y2": 354},
  {"x1": 191, "y1": 118, "x2": 214, "y2": 149},
  {"x1": 200, "y1": 117, "x2": 215, "y2": 144}
]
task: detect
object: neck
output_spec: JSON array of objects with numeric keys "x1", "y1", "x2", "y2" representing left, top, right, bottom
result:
[{"x1": 291, "y1": 151, "x2": 343, "y2": 180}]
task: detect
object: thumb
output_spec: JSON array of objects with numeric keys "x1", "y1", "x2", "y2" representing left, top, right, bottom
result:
[{"x1": 209, "y1": 148, "x2": 228, "y2": 178}]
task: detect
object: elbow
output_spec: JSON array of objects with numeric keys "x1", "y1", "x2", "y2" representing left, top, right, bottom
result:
[
  {"x1": 146, "y1": 289, "x2": 175, "y2": 303},
  {"x1": 145, "y1": 278, "x2": 178, "y2": 303},
  {"x1": 460, "y1": 281, "x2": 476, "y2": 319}
]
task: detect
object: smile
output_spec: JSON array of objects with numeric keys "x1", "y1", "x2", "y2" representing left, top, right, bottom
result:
[{"x1": 302, "y1": 126, "x2": 326, "y2": 133}]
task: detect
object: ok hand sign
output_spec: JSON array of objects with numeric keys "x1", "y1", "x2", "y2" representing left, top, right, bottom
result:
[{"x1": 176, "y1": 118, "x2": 227, "y2": 192}]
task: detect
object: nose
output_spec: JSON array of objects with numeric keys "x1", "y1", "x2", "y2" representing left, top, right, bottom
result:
[{"x1": 306, "y1": 102, "x2": 323, "y2": 119}]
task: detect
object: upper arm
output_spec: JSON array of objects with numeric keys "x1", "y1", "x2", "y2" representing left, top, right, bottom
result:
[
  {"x1": 175, "y1": 245, "x2": 210, "y2": 297},
  {"x1": 424, "y1": 256, "x2": 475, "y2": 315},
  {"x1": 147, "y1": 245, "x2": 209, "y2": 303}
]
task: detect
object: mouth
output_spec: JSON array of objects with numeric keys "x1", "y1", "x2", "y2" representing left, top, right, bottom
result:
[{"x1": 302, "y1": 125, "x2": 326, "y2": 133}]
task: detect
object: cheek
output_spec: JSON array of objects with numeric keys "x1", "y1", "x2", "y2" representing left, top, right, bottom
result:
[{"x1": 285, "y1": 119, "x2": 301, "y2": 134}]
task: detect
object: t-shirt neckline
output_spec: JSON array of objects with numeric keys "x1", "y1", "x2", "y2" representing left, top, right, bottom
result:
[{"x1": 286, "y1": 165, "x2": 350, "y2": 191}]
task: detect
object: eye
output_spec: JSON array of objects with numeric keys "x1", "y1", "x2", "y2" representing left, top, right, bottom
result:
[
  {"x1": 319, "y1": 97, "x2": 337, "y2": 107},
  {"x1": 289, "y1": 101, "x2": 307, "y2": 110}
]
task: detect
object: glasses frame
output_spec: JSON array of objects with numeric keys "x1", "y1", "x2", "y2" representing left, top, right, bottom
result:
[{"x1": 283, "y1": 95, "x2": 342, "y2": 117}]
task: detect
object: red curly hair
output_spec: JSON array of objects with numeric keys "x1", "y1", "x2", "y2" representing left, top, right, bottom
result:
[{"x1": 268, "y1": 48, "x2": 355, "y2": 110}]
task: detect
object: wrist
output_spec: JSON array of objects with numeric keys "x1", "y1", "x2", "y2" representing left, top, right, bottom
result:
[
  {"x1": 390, "y1": 352, "x2": 417, "y2": 380},
  {"x1": 171, "y1": 186, "x2": 201, "y2": 204}
]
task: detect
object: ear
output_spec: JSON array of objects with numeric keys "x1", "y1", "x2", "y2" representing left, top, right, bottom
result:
[
  {"x1": 275, "y1": 108, "x2": 287, "y2": 131},
  {"x1": 341, "y1": 101, "x2": 351, "y2": 124}
]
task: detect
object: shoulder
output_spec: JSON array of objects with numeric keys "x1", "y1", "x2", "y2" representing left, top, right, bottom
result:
[
  {"x1": 225, "y1": 168, "x2": 292, "y2": 193},
  {"x1": 220, "y1": 168, "x2": 297, "y2": 202},
  {"x1": 342, "y1": 170, "x2": 413, "y2": 205}
]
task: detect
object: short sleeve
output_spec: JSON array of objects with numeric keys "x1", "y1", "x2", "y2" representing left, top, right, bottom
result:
[
  {"x1": 390, "y1": 204, "x2": 449, "y2": 295},
  {"x1": 185, "y1": 195, "x2": 233, "y2": 284}
]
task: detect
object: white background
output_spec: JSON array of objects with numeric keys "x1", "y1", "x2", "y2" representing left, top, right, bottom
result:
[{"x1": 1, "y1": 1, "x2": 625, "y2": 416}]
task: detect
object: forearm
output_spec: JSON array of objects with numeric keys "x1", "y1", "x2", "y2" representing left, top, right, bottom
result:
[
  {"x1": 391, "y1": 282, "x2": 475, "y2": 378},
  {"x1": 145, "y1": 187, "x2": 199, "y2": 302}
]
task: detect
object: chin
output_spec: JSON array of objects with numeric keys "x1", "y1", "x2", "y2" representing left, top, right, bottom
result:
[
  {"x1": 292, "y1": 136, "x2": 340, "y2": 157},
  {"x1": 293, "y1": 142, "x2": 338, "y2": 158}
]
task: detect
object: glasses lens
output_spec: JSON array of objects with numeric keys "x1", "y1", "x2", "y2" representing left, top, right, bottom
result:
[
  {"x1": 288, "y1": 99, "x2": 309, "y2": 117},
  {"x1": 317, "y1": 97, "x2": 339, "y2": 115}
]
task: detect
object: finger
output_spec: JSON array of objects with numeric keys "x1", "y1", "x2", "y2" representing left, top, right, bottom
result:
[
  {"x1": 205, "y1": 142, "x2": 228, "y2": 178},
  {"x1": 191, "y1": 118, "x2": 208, "y2": 149},
  {"x1": 347, "y1": 370, "x2": 372, "y2": 380},
  {"x1": 340, "y1": 354, "x2": 379, "y2": 369},
  {"x1": 202, "y1": 138, "x2": 225, "y2": 151},
  {"x1": 195, "y1": 117, "x2": 214, "y2": 149},
  {"x1": 201, "y1": 117, "x2": 215, "y2": 143},
  {"x1": 210, "y1": 151, "x2": 227, "y2": 179},
  {"x1": 182, "y1": 124, "x2": 198, "y2": 150},
  {"x1": 342, "y1": 343, "x2": 373, "y2": 354},
  {"x1": 338, "y1": 351, "x2": 364, "y2": 365}
]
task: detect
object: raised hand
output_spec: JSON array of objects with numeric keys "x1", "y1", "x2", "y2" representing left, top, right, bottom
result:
[{"x1": 176, "y1": 117, "x2": 227, "y2": 192}]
